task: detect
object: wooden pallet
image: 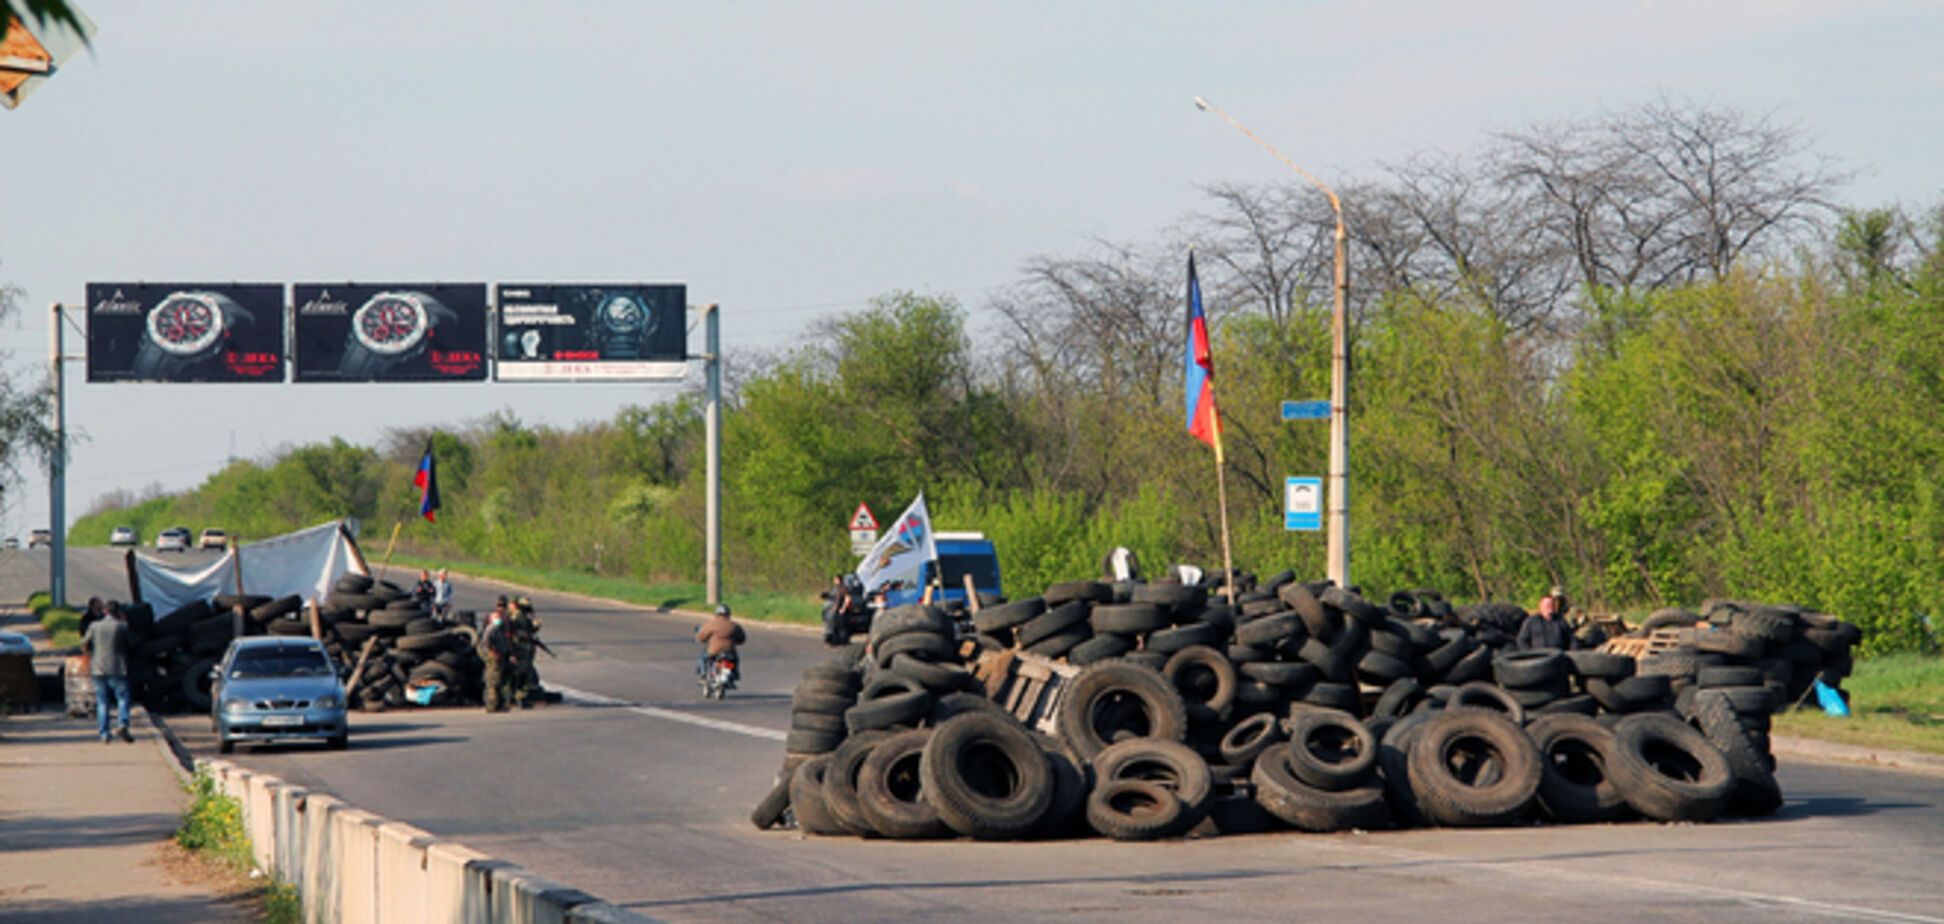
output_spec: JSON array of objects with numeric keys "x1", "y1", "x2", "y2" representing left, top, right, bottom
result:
[
  {"x1": 1598, "y1": 627, "x2": 1690, "y2": 659},
  {"x1": 972, "y1": 649, "x2": 1079, "y2": 736}
]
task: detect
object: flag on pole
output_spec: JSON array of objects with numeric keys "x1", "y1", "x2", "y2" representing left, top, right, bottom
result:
[
  {"x1": 854, "y1": 493, "x2": 938, "y2": 593},
  {"x1": 413, "y1": 441, "x2": 441, "y2": 522},
  {"x1": 1184, "y1": 253, "x2": 1225, "y2": 464}
]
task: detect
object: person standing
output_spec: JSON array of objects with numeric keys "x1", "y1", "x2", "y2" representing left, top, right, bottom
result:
[
  {"x1": 78, "y1": 597, "x2": 106, "y2": 638},
  {"x1": 508, "y1": 597, "x2": 545, "y2": 708},
  {"x1": 81, "y1": 604, "x2": 133, "y2": 742},
  {"x1": 412, "y1": 569, "x2": 436, "y2": 607},
  {"x1": 1516, "y1": 586, "x2": 1577, "y2": 651},
  {"x1": 478, "y1": 609, "x2": 518, "y2": 713},
  {"x1": 432, "y1": 568, "x2": 454, "y2": 621}
]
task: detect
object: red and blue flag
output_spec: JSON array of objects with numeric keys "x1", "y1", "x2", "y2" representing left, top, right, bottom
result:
[
  {"x1": 414, "y1": 441, "x2": 441, "y2": 522},
  {"x1": 1184, "y1": 253, "x2": 1224, "y2": 463}
]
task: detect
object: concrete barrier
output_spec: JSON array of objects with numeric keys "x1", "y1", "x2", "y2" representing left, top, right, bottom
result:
[
  {"x1": 299, "y1": 793, "x2": 343, "y2": 924},
  {"x1": 245, "y1": 773, "x2": 279, "y2": 873},
  {"x1": 500, "y1": 869, "x2": 600, "y2": 924},
  {"x1": 376, "y1": 821, "x2": 435, "y2": 924},
  {"x1": 332, "y1": 808, "x2": 383, "y2": 924},
  {"x1": 425, "y1": 841, "x2": 494, "y2": 924},
  {"x1": 568, "y1": 903, "x2": 666, "y2": 924},
  {"x1": 274, "y1": 784, "x2": 310, "y2": 883}
]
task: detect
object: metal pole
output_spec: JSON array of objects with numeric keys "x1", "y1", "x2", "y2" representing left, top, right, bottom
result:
[
  {"x1": 1193, "y1": 96, "x2": 1352, "y2": 587},
  {"x1": 703, "y1": 303, "x2": 722, "y2": 606},
  {"x1": 48, "y1": 303, "x2": 67, "y2": 607},
  {"x1": 1326, "y1": 220, "x2": 1351, "y2": 589}
]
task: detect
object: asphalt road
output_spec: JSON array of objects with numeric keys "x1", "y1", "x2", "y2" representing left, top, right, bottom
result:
[{"x1": 10, "y1": 546, "x2": 1944, "y2": 923}]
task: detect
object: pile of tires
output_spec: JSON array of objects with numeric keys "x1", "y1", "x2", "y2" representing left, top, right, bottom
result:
[
  {"x1": 752, "y1": 575, "x2": 1853, "y2": 840},
  {"x1": 318, "y1": 572, "x2": 482, "y2": 710}
]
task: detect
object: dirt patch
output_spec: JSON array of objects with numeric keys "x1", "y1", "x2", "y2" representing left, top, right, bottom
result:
[{"x1": 153, "y1": 839, "x2": 267, "y2": 918}]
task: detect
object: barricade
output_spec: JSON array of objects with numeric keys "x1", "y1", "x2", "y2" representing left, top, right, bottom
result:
[
  {"x1": 426, "y1": 841, "x2": 494, "y2": 924},
  {"x1": 332, "y1": 808, "x2": 383, "y2": 924},
  {"x1": 245, "y1": 773, "x2": 279, "y2": 873},
  {"x1": 376, "y1": 822, "x2": 435, "y2": 923},
  {"x1": 274, "y1": 784, "x2": 309, "y2": 882},
  {"x1": 298, "y1": 792, "x2": 343, "y2": 924}
]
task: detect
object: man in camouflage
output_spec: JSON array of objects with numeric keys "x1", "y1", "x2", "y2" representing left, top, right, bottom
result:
[
  {"x1": 479, "y1": 605, "x2": 518, "y2": 713},
  {"x1": 508, "y1": 597, "x2": 548, "y2": 707}
]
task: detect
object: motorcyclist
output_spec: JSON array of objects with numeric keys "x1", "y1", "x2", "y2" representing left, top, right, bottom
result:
[{"x1": 695, "y1": 604, "x2": 746, "y2": 682}]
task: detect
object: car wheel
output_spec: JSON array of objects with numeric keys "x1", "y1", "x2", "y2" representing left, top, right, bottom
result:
[
  {"x1": 218, "y1": 738, "x2": 234, "y2": 754},
  {"x1": 329, "y1": 734, "x2": 348, "y2": 751}
]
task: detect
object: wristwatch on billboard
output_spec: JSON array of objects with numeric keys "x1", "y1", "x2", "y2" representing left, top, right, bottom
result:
[
  {"x1": 337, "y1": 290, "x2": 458, "y2": 378},
  {"x1": 133, "y1": 291, "x2": 253, "y2": 379},
  {"x1": 586, "y1": 292, "x2": 653, "y2": 359}
]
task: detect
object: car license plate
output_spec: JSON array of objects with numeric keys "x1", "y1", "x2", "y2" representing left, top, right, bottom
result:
[{"x1": 261, "y1": 715, "x2": 302, "y2": 727}]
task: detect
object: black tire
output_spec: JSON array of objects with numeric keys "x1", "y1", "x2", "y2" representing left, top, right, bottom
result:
[
  {"x1": 1090, "y1": 738, "x2": 1211, "y2": 832},
  {"x1": 973, "y1": 598, "x2": 1045, "y2": 634},
  {"x1": 1533, "y1": 694, "x2": 1598, "y2": 717},
  {"x1": 1694, "y1": 627, "x2": 1766, "y2": 658},
  {"x1": 1162, "y1": 645, "x2": 1238, "y2": 721},
  {"x1": 1407, "y1": 709, "x2": 1541, "y2": 827},
  {"x1": 874, "y1": 631, "x2": 956, "y2": 668},
  {"x1": 1611, "y1": 674, "x2": 1673, "y2": 708},
  {"x1": 1250, "y1": 743, "x2": 1390, "y2": 832},
  {"x1": 823, "y1": 730, "x2": 894, "y2": 835},
  {"x1": 1236, "y1": 614, "x2": 1304, "y2": 649},
  {"x1": 1087, "y1": 780, "x2": 1187, "y2": 841},
  {"x1": 1017, "y1": 601, "x2": 1089, "y2": 648},
  {"x1": 920, "y1": 712, "x2": 1054, "y2": 839},
  {"x1": 1240, "y1": 660, "x2": 1320, "y2": 688},
  {"x1": 1566, "y1": 650, "x2": 1635, "y2": 681},
  {"x1": 1608, "y1": 713, "x2": 1734, "y2": 822},
  {"x1": 181, "y1": 656, "x2": 218, "y2": 711},
  {"x1": 1494, "y1": 651, "x2": 1569, "y2": 688},
  {"x1": 1320, "y1": 586, "x2": 1385, "y2": 626},
  {"x1": 1708, "y1": 685, "x2": 1776, "y2": 715},
  {"x1": 1638, "y1": 649, "x2": 1701, "y2": 680},
  {"x1": 334, "y1": 572, "x2": 375, "y2": 594},
  {"x1": 1218, "y1": 712, "x2": 1284, "y2": 765},
  {"x1": 1054, "y1": 659, "x2": 1189, "y2": 760},
  {"x1": 1089, "y1": 604, "x2": 1169, "y2": 636},
  {"x1": 791, "y1": 688, "x2": 856, "y2": 715},
  {"x1": 402, "y1": 617, "x2": 441, "y2": 636},
  {"x1": 1067, "y1": 633, "x2": 1135, "y2": 666},
  {"x1": 1296, "y1": 638, "x2": 1351, "y2": 682},
  {"x1": 1033, "y1": 736, "x2": 1092, "y2": 837},
  {"x1": 845, "y1": 689, "x2": 934, "y2": 733},
  {"x1": 325, "y1": 591, "x2": 382, "y2": 612},
  {"x1": 1044, "y1": 580, "x2": 1111, "y2": 606},
  {"x1": 1144, "y1": 622, "x2": 1226, "y2": 655},
  {"x1": 249, "y1": 594, "x2": 303, "y2": 624},
  {"x1": 393, "y1": 631, "x2": 456, "y2": 652},
  {"x1": 869, "y1": 605, "x2": 953, "y2": 647},
  {"x1": 1378, "y1": 711, "x2": 1435, "y2": 827},
  {"x1": 803, "y1": 661, "x2": 864, "y2": 689},
  {"x1": 1733, "y1": 607, "x2": 1797, "y2": 644},
  {"x1": 1123, "y1": 651, "x2": 1168, "y2": 672},
  {"x1": 1301, "y1": 682, "x2": 1360, "y2": 713},
  {"x1": 784, "y1": 728, "x2": 844, "y2": 755},
  {"x1": 1449, "y1": 682, "x2": 1525, "y2": 724},
  {"x1": 1026, "y1": 627, "x2": 1090, "y2": 659},
  {"x1": 856, "y1": 728, "x2": 952, "y2": 838},
  {"x1": 1356, "y1": 650, "x2": 1413, "y2": 683},
  {"x1": 791, "y1": 711, "x2": 848, "y2": 734},
  {"x1": 1444, "y1": 645, "x2": 1494, "y2": 684},
  {"x1": 751, "y1": 774, "x2": 792, "y2": 831},
  {"x1": 1525, "y1": 714, "x2": 1629, "y2": 823},
  {"x1": 1284, "y1": 708, "x2": 1378, "y2": 791},
  {"x1": 1689, "y1": 691, "x2": 1784, "y2": 817},
  {"x1": 790, "y1": 756, "x2": 848, "y2": 835},
  {"x1": 368, "y1": 608, "x2": 418, "y2": 630},
  {"x1": 1372, "y1": 678, "x2": 1425, "y2": 719},
  {"x1": 1130, "y1": 583, "x2": 1207, "y2": 614}
]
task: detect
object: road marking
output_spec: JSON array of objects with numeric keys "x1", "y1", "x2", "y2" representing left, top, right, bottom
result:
[
  {"x1": 549, "y1": 684, "x2": 788, "y2": 742},
  {"x1": 1353, "y1": 843, "x2": 1944, "y2": 924}
]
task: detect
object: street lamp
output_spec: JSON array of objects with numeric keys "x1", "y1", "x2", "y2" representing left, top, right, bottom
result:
[{"x1": 1193, "y1": 97, "x2": 1352, "y2": 589}]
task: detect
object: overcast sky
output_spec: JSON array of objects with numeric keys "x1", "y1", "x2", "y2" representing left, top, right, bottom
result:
[{"x1": 2, "y1": 0, "x2": 1939, "y2": 537}]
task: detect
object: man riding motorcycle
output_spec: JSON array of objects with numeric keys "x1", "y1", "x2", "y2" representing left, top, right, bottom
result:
[{"x1": 695, "y1": 604, "x2": 746, "y2": 688}]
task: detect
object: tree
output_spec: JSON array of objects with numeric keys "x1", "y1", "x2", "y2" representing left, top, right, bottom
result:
[{"x1": 0, "y1": 279, "x2": 57, "y2": 523}]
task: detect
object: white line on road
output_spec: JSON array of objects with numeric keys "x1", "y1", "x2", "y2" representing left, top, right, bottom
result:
[{"x1": 549, "y1": 684, "x2": 788, "y2": 742}]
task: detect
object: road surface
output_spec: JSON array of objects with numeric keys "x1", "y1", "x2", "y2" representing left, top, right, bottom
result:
[{"x1": 9, "y1": 546, "x2": 1942, "y2": 923}]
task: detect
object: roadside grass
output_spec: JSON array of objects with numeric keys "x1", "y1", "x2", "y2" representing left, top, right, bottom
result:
[
  {"x1": 1773, "y1": 654, "x2": 1944, "y2": 756},
  {"x1": 386, "y1": 554, "x2": 826, "y2": 626},
  {"x1": 177, "y1": 768, "x2": 302, "y2": 924},
  {"x1": 25, "y1": 590, "x2": 81, "y2": 648}
]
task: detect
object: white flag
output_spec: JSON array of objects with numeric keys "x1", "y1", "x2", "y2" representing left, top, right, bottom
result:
[{"x1": 855, "y1": 493, "x2": 938, "y2": 593}]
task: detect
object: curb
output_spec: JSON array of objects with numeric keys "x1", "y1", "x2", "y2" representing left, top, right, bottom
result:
[
  {"x1": 144, "y1": 706, "x2": 197, "y2": 786},
  {"x1": 1770, "y1": 734, "x2": 1944, "y2": 777}
]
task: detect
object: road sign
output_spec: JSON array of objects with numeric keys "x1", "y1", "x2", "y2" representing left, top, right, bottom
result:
[
  {"x1": 1285, "y1": 476, "x2": 1322, "y2": 531},
  {"x1": 849, "y1": 530, "x2": 878, "y2": 556},
  {"x1": 2, "y1": 6, "x2": 94, "y2": 110},
  {"x1": 1281, "y1": 400, "x2": 1331, "y2": 421},
  {"x1": 849, "y1": 504, "x2": 879, "y2": 531}
]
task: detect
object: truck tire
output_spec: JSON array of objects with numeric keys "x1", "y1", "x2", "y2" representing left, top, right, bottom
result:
[
  {"x1": 1090, "y1": 738, "x2": 1211, "y2": 832},
  {"x1": 1250, "y1": 743, "x2": 1389, "y2": 832},
  {"x1": 856, "y1": 729, "x2": 952, "y2": 839},
  {"x1": 1608, "y1": 713, "x2": 1733, "y2": 822},
  {"x1": 1525, "y1": 714, "x2": 1629, "y2": 823},
  {"x1": 1054, "y1": 659, "x2": 1189, "y2": 760},
  {"x1": 1087, "y1": 780, "x2": 1186, "y2": 841},
  {"x1": 789, "y1": 756, "x2": 847, "y2": 835},
  {"x1": 1283, "y1": 708, "x2": 1378, "y2": 791},
  {"x1": 1407, "y1": 709, "x2": 1541, "y2": 827},
  {"x1": 920, "y1": 712, "x2": 1054, "y2": 839}
]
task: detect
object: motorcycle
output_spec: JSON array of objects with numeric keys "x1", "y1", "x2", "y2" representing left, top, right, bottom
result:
[{"x1": 700, "y1": 650, "x2": 738, "y2": 700}]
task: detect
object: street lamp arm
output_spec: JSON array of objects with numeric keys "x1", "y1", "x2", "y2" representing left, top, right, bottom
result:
[{"x1": 1193, "y1": 97, "x2": 1343, "y2": 229}]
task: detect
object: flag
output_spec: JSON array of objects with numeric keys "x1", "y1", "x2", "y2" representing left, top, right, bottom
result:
[
  {"x1": 1184, "y1": 253, "x2": 1224, "y2": 464},
  {"x1": 413, "y1": 441, "x2": 441, "y2": 522},
  {"x1": 854, "y1": 493, "x2": 938, "y2": 593}
]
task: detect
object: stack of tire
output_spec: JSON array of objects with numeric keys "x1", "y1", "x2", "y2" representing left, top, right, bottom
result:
[
  {"x1": 317, "y1": 572, "x2": 481, "y2": 709},
  {"x1": 123, "y1": 593, "x2": 309, "y2": 712}
]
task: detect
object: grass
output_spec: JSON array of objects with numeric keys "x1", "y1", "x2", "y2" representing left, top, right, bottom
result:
[
  {"x1": 383, "y1": 553, "x2": 827, "y2": 626},
  {"x1": 25, "y1": 590, "x2": 81, "y2": 649},
  {"x1": 176, "y1": 768, "x2": 304, "y2": 924},
  {"x1": 1773, "y1": 653, "x2": 1944, "y2": 756}
]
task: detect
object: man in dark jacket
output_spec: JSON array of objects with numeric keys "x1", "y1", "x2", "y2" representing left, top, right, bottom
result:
[
  {"x1": 1516, "y1": 588, "x2": 1576, "y2": 651},
  {"x1": 81, "y1": 604, "x2": 132, "y2": 742}
]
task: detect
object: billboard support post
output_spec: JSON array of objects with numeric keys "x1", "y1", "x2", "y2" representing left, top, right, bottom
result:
[
  {"x1": 703, "y1": 303, "x2": 722, "y2": 606},
  {"x1": 48, "y1": 303, "x2": 67, "y2": 607}
]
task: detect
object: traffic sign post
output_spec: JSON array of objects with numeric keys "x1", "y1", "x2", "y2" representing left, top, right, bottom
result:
[
  {"x1": 1284, "y1": 476, "x2": 1322, "y2": 532},
  {"x1": 848, "y1": 504, "x2": 879, "y2": 556},
  {"x1": 1281, "y1": 400, "x2": 1330, "y2": 421}
]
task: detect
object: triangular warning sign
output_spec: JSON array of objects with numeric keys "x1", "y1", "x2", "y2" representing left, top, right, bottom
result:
[{"x1": 848, "y1": 503, "x2": 878, "y2": 531}]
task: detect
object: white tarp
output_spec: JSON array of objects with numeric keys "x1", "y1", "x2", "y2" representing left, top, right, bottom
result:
[
  {"x1": 854, "y1": 494, "x2": 939, "y2": 593},
  {"x1": 134, "y1": 520, "x2": 366, "y2": 615}
]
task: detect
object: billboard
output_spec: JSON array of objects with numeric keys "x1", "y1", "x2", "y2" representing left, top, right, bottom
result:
[
  {"x1": 291, "y1": 284, "x2": 489, "y2": 382},
  {"x1": 495, "y1": 284, "x2": 687, "y2": 381},
  {"x1": 85, "y1": 283, "x2": 285, "y2": 383}
]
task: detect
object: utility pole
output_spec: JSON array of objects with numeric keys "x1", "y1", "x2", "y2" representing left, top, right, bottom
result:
[
  {"x1": 48, "y1": 303, "x2": 68, "y2": 607},
  {"x1": 702, "y1": 303, "x2": 722, "y2": 605}
]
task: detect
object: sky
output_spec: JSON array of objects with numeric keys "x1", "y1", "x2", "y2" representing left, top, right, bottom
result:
[{"x1": 1, "y1": 0, "x2": 1940, "y2": 537}]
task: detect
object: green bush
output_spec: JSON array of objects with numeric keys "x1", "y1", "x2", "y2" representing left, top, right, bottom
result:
[{"x1": 176, "y1": 769, "x2": 251, "y2": 870}]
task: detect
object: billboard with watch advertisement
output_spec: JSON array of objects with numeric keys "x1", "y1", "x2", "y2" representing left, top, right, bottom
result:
[
  {"x1": 85, "y1": 283, "x2": 286, "y2": 383},
  {"x1": 494, "y1": 284, "x2": 687, "y2": 381},
  {"x1": 291, "y1": 283, "x2": 489, "y2": 382}
]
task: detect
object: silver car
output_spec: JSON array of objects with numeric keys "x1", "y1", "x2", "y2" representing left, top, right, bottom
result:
[
  {"x1": 211, "y1": 637, "x2": 349, "y2": 753},
  {"x1": 110, "y1": 526, "x2": 138, "y2": 546}
]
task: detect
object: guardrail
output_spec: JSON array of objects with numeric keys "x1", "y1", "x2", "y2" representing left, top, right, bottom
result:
[{"x1": 199, "y1": 758, "x2": 660, "y2": 924}]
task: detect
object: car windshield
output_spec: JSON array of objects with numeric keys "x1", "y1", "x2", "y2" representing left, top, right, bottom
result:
[
  {"x1": 229, "y1": 648, "x2": 334, "y2": 679},
  {"x1": 936, "y1": 552, "x2": 999, "y2": 590}
]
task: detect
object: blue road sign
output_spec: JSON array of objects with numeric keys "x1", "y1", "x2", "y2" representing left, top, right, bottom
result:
[
  {"x1": 1281, "y1": 400, "x2": 1330, "y2": 421},
  {"x1": 1285, "y1": 476, "x2": 1322, "y2": 531}
]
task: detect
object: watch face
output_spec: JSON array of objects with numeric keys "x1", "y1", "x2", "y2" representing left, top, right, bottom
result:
[
  {"x1": 599, "y1": 295, "x2": 646, "y2": 334},
  {"x1": 519, "y1": 329, "x2": 543, "y2": 358},
  {"x1": 351, "y1": 292, "x2": 429, "y2": 355},
  {"x1": 146, "y1": 292, "x2": 226, "y2": 356}
]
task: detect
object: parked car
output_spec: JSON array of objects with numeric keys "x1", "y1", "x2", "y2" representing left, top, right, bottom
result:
[
  {"x1": 210, "y1": 636, "x2": 349, "y2": 753},
  {"x1": 155, "y1": 527, "x2": 191, "y2": 552},
  {"x1": 0, "y1": 630, "x2": 33, "y2": 656},
  {"x1": 110, "y1": 526, "x2": 138, "y2": 546},
  {"x1": 3, "y1": 538, "x2": 17, "y2": 550},
  {"x1": 27, "y1": 528, "x2": 52, "y2": 549},
  {"x1": 198, "y1": 528, "x2": 229, "y2": 550}
]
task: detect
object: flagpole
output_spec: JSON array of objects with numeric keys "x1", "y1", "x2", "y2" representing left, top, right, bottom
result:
[{"x1": 1212, "y1": 438, "x2": 1237, "y2": 608}]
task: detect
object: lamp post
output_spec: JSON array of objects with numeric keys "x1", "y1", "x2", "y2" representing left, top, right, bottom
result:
[{"x1": 1193, "y1": 97, "x2": 1352, "y2": 589}]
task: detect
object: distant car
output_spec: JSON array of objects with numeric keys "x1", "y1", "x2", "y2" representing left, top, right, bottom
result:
[
  {"x1": 110, "y1": 526, "x2": 138, "y2": 546},
  {"x1": 0, "y1": 630, "x2": 33, "y2": 656},
  {"x1": 211, "y1": 636, "x2": 349, "y2": 754},
  {"x1": 3, "y1": 538, "x2": 17, "y2": 550},
  {"x1": 27, "y1": 528, "x2": 52, "y2": 549},
  {"x1": 156, "y1": 527, "x2": 191, "y2": 552},
  {"x1": 198, "y1": 528, "x2": 229, "y2": 550}
]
